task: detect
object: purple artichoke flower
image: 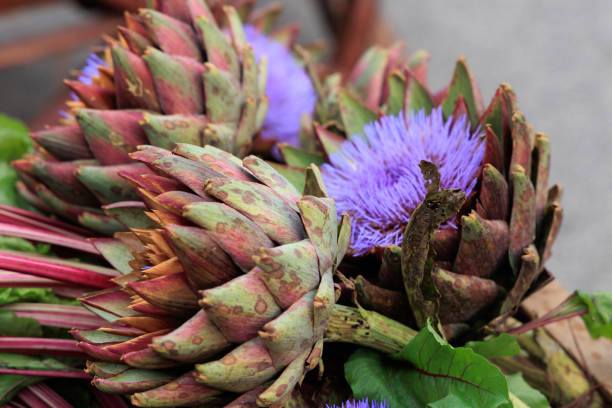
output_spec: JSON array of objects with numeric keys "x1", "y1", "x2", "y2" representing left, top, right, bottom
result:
[
  {"x1": 76, "y1": 52, "x2": 107, "y2": 86},
  {"x1": 243, "y1": 24, "x2": 316, "y2": 146},
  {"x1": 60, "y1": 53, "x2": 108, "y2": 118},
  {"x1": 326, "y1": 399, "x2": 389, "y2": 408},
  {"x1": 321, "y1": 107, "x2": 484, "y2": 255}
]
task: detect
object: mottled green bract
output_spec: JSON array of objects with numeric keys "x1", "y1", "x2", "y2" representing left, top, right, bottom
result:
[{"x1": 344, "y1": 321, "x2": 512, "y2": 408}]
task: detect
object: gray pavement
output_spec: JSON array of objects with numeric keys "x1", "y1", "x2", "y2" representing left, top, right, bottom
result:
[{"x1": 0, "y1": 1, "x2": 610, "y2": 290}]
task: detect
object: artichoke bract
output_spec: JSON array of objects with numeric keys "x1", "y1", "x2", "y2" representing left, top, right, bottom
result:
[
  {"x1": 74, "y1": 144, "x2": 350, "y2": 407},
  {"x1": 290, "y1": 45, "x2": 563, "y2": 331},
  {"x1": 13, "y1": 0, "x2": 315, "y2": 236}
]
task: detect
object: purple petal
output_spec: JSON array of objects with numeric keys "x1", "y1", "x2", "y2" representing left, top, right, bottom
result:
[
  {"x1": 321, "y1": 108, "x2": 484, "y2": 254},
  {"x1": 326, "y1": 399, "x2": 389, "y2": 408},
  {"x1": 243, "y1": 24, "x2": 316, "y2": 146}
]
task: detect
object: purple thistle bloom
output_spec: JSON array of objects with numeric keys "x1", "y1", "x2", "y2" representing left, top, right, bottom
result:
[
  {"x1": 243, "y1": 24, "x2": 316, "y2": 146},
  {"x1": 60, "y1": 53, "x2": 108, "y2": 119},
  {"x1": 321, "y1": 107, "x2": 484, "y2": 255},
  {"x1": 76, "y1": 52, "x2": 107, "y2": 86},
  {"x1": 326, "y1": 399, "x2": 389, "y2": 408}
]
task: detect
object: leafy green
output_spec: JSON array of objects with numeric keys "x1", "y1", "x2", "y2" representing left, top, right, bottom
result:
[
  {"x1": 576, "y1": 290, "x2": 612, "y2": 339},
  {"x1": 0, "y1": 236, "x2": 75, "y2": 327},
  {"x1": 0, "y1": 114, "x2": 30, "y2": 161},
  {"x1": 506, "y1": 373, "x2": 549, "y2": 408},
  {"x1": 0, "y1": 352, "x2": 76, "y2": 372},
  {"x1": 0, "y1": 288, "x2": 77, "y2": 307},
  {"x1": 345, "y1": 321, "x2": 512, "y2": 408},
  {"x1": 0, "y1": 235, "x2": 50, "y2": 255},
  {"x1": 0, "y1": 375, "x2": 41, "y2": 405},
  {"x1": 0, "y1": 114, "x2": 32, "y2": 209},
  {"x1": 0, "y1": 162, "x2": 28, "y2": 209},
  {"x1": 465, "y1": 334, "x2": 521, "y2": 358},
  {"x1": 0, "y1": 310, "x2": 43, "y2": 337}
]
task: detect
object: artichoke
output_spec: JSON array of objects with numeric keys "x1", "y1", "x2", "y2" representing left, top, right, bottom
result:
[
  {"x1": 285, "y1": 45, "x2": 564, "y2": 331},
  {"x1": 13, "y1": 0, "x2": 316, "y2": 236},
  {"x1": 68, "y1": 144, "x2": 351, "y2": 406}
]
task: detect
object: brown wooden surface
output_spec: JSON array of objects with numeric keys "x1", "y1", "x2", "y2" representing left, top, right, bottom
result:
[
  {"x1": 0, "y1": 0, "x2": 61, "y2": 13},
  {"x1": 0, "y1": 16, "x2": 121, "y2": 70},
  {"x1": 522, "y1": 280, "x2": 612, "y2": 402}
]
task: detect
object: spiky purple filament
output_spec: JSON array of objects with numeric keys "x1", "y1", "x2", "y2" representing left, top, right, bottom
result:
[
  {"x1": 76, "y1": 53, "x2": 107, "y2": 86},
  {"x1": 321, "y1": 108, "x2": 484, "y2": 255},
  {"x1": 243, "y1": 24, "x2": 316, "y2": 146},
  {"x1": 326, "y1": 399, "x2": 389, "y2": 408},
  {"x1": 61, "y1": 53, "x2": 108, "y2": 118}
]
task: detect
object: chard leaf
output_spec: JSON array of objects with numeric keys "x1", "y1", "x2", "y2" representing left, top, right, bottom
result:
[
  {"x1": 345, "y1": 321, "x2": 512, "y2": 408},
  {"x1": 506, "y1": 373, "x2": 549, "y2": 408},
  {"x1": 465, "y1": 334, "x2": 520, "y2": 358},
  {"x1": 0, "y1": 235, "x2": 51, "y2": 255},
  {"x1": 0, "y1": 115, "x2": 32, "y2": 210},
  {"x1": 0, "y1": 310, "x2": 43, "y2": 337},
  {"x1": 0, "y1": 375, "x2": 41, "y2": 405},
  {"x1": 0, "y1": 114, "x2": 30, "y2": 161},
  {"x1": 576, "y1": 290, "x2": 612, "y2": 339},
  {"x1": 0, "y1": 352, "x2": 74, "y2": 372},
  {"x1": 0, "y1": 288, "x2": 77, "y2": 307}
]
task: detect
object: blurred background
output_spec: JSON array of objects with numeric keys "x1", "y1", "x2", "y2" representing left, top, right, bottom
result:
[{"x1": 0, "y1": 0, "x2": 609, "y2": 290}]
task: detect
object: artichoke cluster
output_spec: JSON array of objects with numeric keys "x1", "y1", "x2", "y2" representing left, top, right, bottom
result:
[{"x1": 3, "y1": 1, "x2": 602, "y2": 408}]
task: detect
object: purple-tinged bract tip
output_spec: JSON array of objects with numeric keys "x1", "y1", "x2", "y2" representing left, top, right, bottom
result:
[
  {"x1": 321, "y1": 108, "x2": 484, "y2": 255},
  {"x1": 244, "y1": 24, "x2": 316, "y2": 146}
]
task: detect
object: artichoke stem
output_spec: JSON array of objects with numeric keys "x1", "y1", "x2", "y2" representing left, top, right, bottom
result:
[{"x1": 325, "y1": 304, "x2": 417, "y2": 354}]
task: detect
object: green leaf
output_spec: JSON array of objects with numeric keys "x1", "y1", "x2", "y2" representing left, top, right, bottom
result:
[
  {"x1": 338, "y1": 90, "x2": 378, "y2": 140},
  {"x1": 0, "y1": 235, "x2": 51, "y2": 255},
  {"x1": 441, "y1": 59, "x2": 480, "y2": 126},
  {"x1": 0, "y1": 288, "x2": 77, "y2": 307},
  {"x1": 0, "y1": 310, "x2": 43, "y2": 337},
  {"x1": 506, "y1": 373, "x2": 550, "y2": 408},
  {"x1": 345, "y1": 321, "x2": 512, "y2": 408},
  {"x1": 0, "y1": 162, "x2": 22, "y2": 208},
  {"x1": 427, "y1": 394, "x2": 470, "y2": 407},
  {"x1": 0, "y1": 352, "x2": 75, "y2": 372},
  {"x1": 0, "y1": 375, "x2": 41, "y2": 405},
  {"x1": 405, "y1": 76, "x2": 434, "y2": 116},
  {"x1": 268, "y1": 163, "x2": 306, "y2": 193},
  {"x1": 576, "y1": 290, "x2": 612, "y2": 339},
  {"x1": 465, "y1": 334, "x2": 521, "y2": 358},
  {"x1": 0, "y1": 114, "x2": 30, "y2": 161},
  {"x1": 278, "y1": 144, "x2": 326, "y2": 167},
  {"x1": 385, "y1": 71, "x2": 405, "y2": 115}
]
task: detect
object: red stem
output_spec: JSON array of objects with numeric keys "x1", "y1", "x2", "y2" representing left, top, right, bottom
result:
[
  {"x1": 0, "y1": 338, "x2": 88, "y2": 358},
  {"x1": 0, "y1": 251, "x2": 115, "y2": 289},
  {"x1": 0, "y1": 271, "x2": 82, "y2": 288},
  {"x1": 0, "y1": 205, "x2": 91, "y2": 237},
  {"x1": 22, "y1": 383, "x2": 74, "y2": 408},
  {"x1": 3, "y1": 303, "x2": 108, "y2": 330},
  {"x1": 0, "y1": 222, "x2": 99, "y2": 254},
  {"x1": 0, "y1": 369, "x2": 90, "y2": 379},
  {"x1": 507, "y1": 310, "x2": 588, "y2": 335}
]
